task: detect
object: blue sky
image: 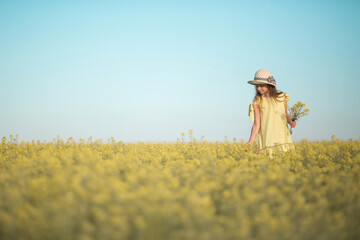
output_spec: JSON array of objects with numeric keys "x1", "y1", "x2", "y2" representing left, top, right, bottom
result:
[{"x1": 1, "y1": 0, "x2": 359, "y2": 142}]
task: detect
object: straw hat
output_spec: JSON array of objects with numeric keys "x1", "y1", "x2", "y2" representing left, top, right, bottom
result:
[{"x1": 247, "y1": 69, "x2": 276, "y2": 87}]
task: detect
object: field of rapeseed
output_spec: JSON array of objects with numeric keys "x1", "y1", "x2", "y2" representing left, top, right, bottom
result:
[{"x1": 0, "y1": 136, "x2": 359, "y2": 240}]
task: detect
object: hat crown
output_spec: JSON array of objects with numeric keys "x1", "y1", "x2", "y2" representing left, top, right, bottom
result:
[{"x1": 254, "y1": 69, "x2": 272, "y2": 79}]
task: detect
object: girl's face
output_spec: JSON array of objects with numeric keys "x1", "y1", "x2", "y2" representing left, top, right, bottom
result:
[{"x1": 256, "y1": 84, "x2": 269, "y2": 96}]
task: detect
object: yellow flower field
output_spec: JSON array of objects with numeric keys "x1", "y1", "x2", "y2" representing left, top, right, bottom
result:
[{"x1": 0, "y1": 137, "x2": 359, "y2": 240}]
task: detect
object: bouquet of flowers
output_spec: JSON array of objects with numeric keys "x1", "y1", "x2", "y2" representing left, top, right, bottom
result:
[{"x1": 288, "y1": 101, "x2": 309, "y2": 134}]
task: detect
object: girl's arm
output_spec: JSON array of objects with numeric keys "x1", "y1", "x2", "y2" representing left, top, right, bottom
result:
[
  {"x1": 284, "y1": 99, "x2": 296, "y2": 128},
  {"x1": 248, "y1": 104, "x2": 261, "y2": 147}
]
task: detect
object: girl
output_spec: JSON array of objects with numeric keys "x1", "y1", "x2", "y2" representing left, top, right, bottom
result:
[{"x1": 247, "y1": 69, "x2": 296, "y2": 153}]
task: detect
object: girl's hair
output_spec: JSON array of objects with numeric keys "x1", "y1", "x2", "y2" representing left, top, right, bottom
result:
[{"x1": 254, "y1": 85, "x2": 284, "y2": 105}]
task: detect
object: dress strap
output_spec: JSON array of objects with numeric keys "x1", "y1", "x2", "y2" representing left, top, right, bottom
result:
[
  {"x1": 248, "y1": 104, "x2": 254, "y2": 123},
  {"x1": 284, "y1": 93, "x2": 289, "y2": 108}
]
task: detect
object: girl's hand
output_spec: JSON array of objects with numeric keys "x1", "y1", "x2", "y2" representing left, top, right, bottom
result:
[
  {"x1": 290, "y1": 121, "x2": 296, "y2": 128},
  {"x1": 245, "y1": 142, "x2": 253, "y2": 152}
]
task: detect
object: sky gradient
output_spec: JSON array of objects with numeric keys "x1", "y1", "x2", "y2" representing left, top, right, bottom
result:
[{"x1": 1, "y1": 0, "x2": 360, "y2": 143}]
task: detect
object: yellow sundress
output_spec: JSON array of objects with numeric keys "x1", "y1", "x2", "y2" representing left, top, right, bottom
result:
[{"x1": 249, "y1": 93, "x2": 293, "y2": 153}]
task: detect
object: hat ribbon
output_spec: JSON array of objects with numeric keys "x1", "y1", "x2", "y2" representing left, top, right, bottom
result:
[{"x1": 254, "y1": 76, "x2": 276, "y2": 85}]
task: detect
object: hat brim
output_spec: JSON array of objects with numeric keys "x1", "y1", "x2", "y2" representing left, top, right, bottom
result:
[{"x1": 247, "y1": 80, "x2": 276, "y2": 87}]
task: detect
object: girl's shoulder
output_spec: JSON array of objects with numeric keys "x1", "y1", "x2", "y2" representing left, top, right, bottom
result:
[
  {"x1": 277, "y1": 91, "x2": 289, "y2": 102},
  {"x1": 253, "y1": 96, "x2": 261, "y2": 105}
]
